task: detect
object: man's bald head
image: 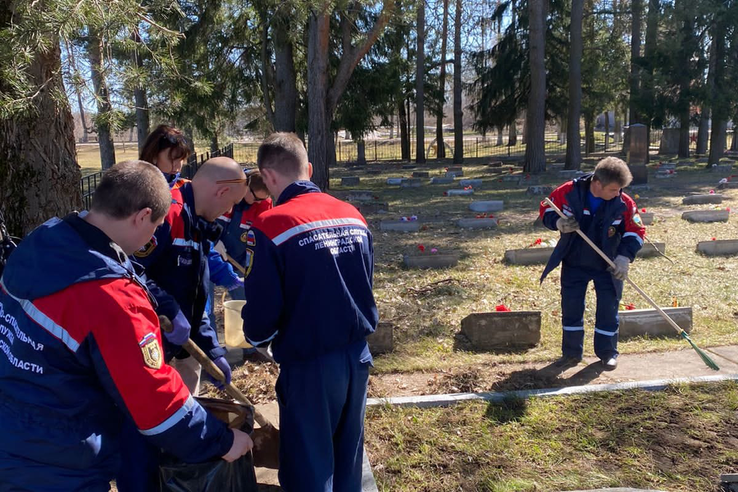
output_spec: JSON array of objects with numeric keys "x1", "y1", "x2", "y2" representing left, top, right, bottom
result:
[{"x1": 191, "y1": 157, "x2": 248, "y2": 221}]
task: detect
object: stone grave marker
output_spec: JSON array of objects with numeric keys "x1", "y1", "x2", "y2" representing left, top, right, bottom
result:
[
  {"x1": 356, "y1": 202, "x2": 389, "y2": 214},
  {"x1": 718, "y1": 180, "x2": 738, "y2": 190},
  {"x1": 431, "y1": 177, "x2": 455, "y2": 184},
  {"x1": 640, "y1": 212, "x2": 654, "y2": 225},
  {"x1": 460, "y1": 312, "x2": 541, "y2": 351},
  {"x1": 457, "y1": 217, "x2": 499, "y2": 229},
  {"x1": 401, "y1": 164, "x2": 417, "y2": 170},
  {"x1": 711, "y1": 164, "x2": 733, "y2": 174},
  {"x1": 459, "y1": 179, "x2": 483, "y2": 188},
  {"x1": 366, "y1": 168, "x2": 383, "y2": 175},
  {"x1": 501, "y1": 174, "x2": 522, "y2": 182},
  {"x1": 682, "y1": 194, "x2": 723, "y2": 205},
  {"x1": 469, "y1": 200, "x2": 504, "y2": 212},
  {"x1": 488, "y1": 161, "x2": 503, "y2": 167},
  {"x1": 696, "y1": 239, "x2": 738, "y2": 256},
  {"x1": 447, "y1": 166, "x2": 463, "y2": 173},
  {"x1": 658, "y1": 129, "x2": 680, "y2": 155},
  {"x1": 401, "y1": 178, "x2": 422, "y2": 188},
  {"x1": 504, "y1": 247, "x2": 554, "y2": 265},
  {"x1": 412, "y1": 171, "x2": 430, "y2": 178},
  {"x1": 379, "y1": 220, "x2": 420, "y2": 232},
  {"x1": 386, "y1": 177, "x2": 403, "y2": 185},
  {"x1": 654, "y1": 169, "x2": 676, "y2": 179},
  {"x1": 696, "y1": 157, "x2": 709, "y2": 163},
  {"x1": 347, "y1": 190, "x2": 375, "y2": 202},
  {"x1": 627, "y1": 124, "x2": 648, "y2": 165},
  {"x1": 636, "y1": 242, "x2": 665, "y2": 258},
  {"x1": 446, "y1": 189, "x2": 474, "y2": 196},
  {"x1": 403, "y1": 251, "x2": 460, "y2": 269},
  {"x1": 618, "y1": 307, "x2": 692, "y2": 339},
  {"x1": 657, "y1": 163, "x2": 676, "y2": 171},
  {"x1": 526, "y1": 185, "x2": 553, "y2": 195},
  {"x1": 367, "y1": 322, "x2": 394, "y2": 354},
  {"x1": 446, "y1": 170, "x2": 464, "y2": 178},
  {"x1": 681, "y1": 210, "x2": 730, "y2": 223},
  {"x1": 341, "y1": 176, "x2": 360, "y2": 186}
]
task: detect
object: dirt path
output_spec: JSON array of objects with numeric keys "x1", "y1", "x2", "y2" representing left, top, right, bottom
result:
[{"x1": 367, "y1": 345, "x2": 738, "y2": 398}]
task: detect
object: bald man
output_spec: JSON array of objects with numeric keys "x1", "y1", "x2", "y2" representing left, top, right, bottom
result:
[{"x1": 133, "y1": 157, "x2": 248, "y2": 394}]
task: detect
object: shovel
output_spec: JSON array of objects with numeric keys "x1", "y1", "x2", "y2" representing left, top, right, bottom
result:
[
  {"x1": 543, "y1": 197, "x2": 719, "y2": 371},
  {"x1": 160, "y1": 316, "x2": 280, "y2": 469}
]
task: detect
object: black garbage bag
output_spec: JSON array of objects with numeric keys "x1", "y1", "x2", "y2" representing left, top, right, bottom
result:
[{"x1": 159, "y1": 398, "x2": 259, "y2": 492}]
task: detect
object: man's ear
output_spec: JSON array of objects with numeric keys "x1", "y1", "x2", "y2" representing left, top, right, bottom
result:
[
  {"x1": 216, "y1": 185, "x2": 229, "y2": 198},
  {"x1": 134, "y1": 207, "x2": 153, "y2": 225},
  {"x1": 307, "y1": 162, "x2": 313, "y2": 178}
]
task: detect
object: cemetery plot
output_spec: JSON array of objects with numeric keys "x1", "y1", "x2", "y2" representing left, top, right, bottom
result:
[
  {"x1": 681, "y1": 210, "x2": 730, "y2": 222},
  {"x1": 460, "y1": 311, "x2": 541, "y2": 351},
  {"x1": 696, "y1": 239, "x2": 738, "y2": 256},
  {"x1": 618, "y1": 307, "x2": 692, "y2": 339},
  {"x1": 403, "y1": 251, "x2": 460, "y2": 269}
]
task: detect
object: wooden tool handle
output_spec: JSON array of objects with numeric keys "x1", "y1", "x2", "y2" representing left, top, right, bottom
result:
[
  {"x1": 159, "y1": 315, "x2": 270, "y2": 427},
  {"x1": 543, "y1": 197, "x2": 686, "y2": 336}
]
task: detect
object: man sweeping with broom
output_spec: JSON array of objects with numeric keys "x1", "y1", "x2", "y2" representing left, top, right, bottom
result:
[{"x1": 540, "y1": 157, "x2": 646, "y2": 370}]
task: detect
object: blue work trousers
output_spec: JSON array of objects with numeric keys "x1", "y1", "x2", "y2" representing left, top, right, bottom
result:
[{"x1": 561, "y1": 264, "x2": 623, "y2": 360}]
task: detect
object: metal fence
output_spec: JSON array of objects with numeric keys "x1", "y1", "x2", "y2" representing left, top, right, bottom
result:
[{"x1": 80, "y1": 143, "x2": 234, "y2": 210}]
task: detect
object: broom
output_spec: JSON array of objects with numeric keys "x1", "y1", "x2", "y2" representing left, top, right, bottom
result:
[{"x1": 543, "y1": 198, "x2": 719, "y2": 371}]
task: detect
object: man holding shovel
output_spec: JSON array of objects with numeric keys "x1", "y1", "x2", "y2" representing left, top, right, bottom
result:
[
  {"x1": 242, "y1": 133, "x2": 378, "y2": 492},
  {"x1": 540, "y1": 157, "x2": 645, "y2": 370}
]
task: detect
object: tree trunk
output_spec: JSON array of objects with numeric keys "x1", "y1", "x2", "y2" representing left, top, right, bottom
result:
[
  {"x1": 629, "y1": 0, "x2": 642, "y2": 125},
  {"x1": 273, "y1": 14, "x2": 298, "y2": 132},
  {"x1": 675, "y1": 0, "x2": 692, "y2": 158},
  {"x1": 436, "y1": 0, "x2": 449, "y2": 160},
  {"x1": 584, "y1": 113, "x2": 595, "y2": 155},
  {"x1": 399, "y1": 100, "x2": 410, "y2": 160},
  {"x1": 496, "y1": 126, "x2": 504, "y2": 146},
  {"x1": 210, "y1": 134, "x2": 219, "y2": 153},
  {"x1": 614, "y1": 114, "x2": 622, "y2": 144},
  {"x1": 565, "y1": 0, "x2": 583, "y2": 170},
  {"x1": 522, "y1": 116, "x2": 528, "y2": 145},
  {"x1": 357, "y1": 138, "x2": 367, "y2": 164},
  {"x1": 604, "y1": 112, "x2": 610, "y2": 151},
  {"x1": 508, "y1": 121, "x2": 518, "y2": 146},
  {"x1": 65, "y1": 41, "x2": 88, "y2": 144},
  {"x1": 88, "y1": 30, "x2": 116, "y2": 170},
  {"x1": 696, "y1": 110, "x2": 709, "y2": 154},
  {"x1": 131, "y1": 30, "x2": 150, "y2": 153},
  {"x1": 307, "y1": 12, "x2": 332, "y2": 189},
  {"x1": 642, "y1": 0, "x2": 659, "y2": 162},
  {"x1": 524, "y1": 0, "x2": 546, "y2": 173},
  {"x1": 732, "y1": 115, "x2": 738, "y2": 151},
  {"x1": 708, "y1": 21, "x2": 727, "y2": 165},
  {"x1": 453, "y1": 0, "x2": 464, "y2": 163},
  {"x1": 0, "y1": 7, "x2": 81, "y2": 236},
  {"x1": 415, "y1": 0, "x2": 426, "y2": 163}
]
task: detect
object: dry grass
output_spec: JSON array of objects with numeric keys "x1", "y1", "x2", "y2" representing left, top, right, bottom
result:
[
  {"x1": 329, "y1": 156, "x2": 738, "y2": 374},
  {"x1": 366, "y1": 380, "x2": 738, "y2": 491}
]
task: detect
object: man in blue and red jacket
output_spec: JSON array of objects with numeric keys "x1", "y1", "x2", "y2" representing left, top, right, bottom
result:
[
  {"x1": 540, "y1": 157, "x2": 645, "y2": 370},
  {"x1": 242, "y1": 133, "x2": 377, "y2": 492},
  {"x1": 0, "y1": 161, "x2": 252, "y2": 492},
  {"x1": 134, "y1": 157, "x2": 248, "y2": 394}
]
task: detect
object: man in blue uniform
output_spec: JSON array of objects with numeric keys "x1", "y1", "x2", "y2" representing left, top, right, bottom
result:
[
  {"x1": 540, "y1": 157, "x2": 646, "y2": 370},
  {"x1": 242, "y1": 133, "x2": 377, "y2": 492},
  {"x1": 0, "y1": 161, "x2": 252, "y2": 492}
]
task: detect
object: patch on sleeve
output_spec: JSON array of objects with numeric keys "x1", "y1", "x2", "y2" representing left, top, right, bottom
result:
[
  {"x1": 244, "y1": 230, "x2": 256, "y2": 246},
  {"x1": 244, "y1": 248, "x2": 254, "y2": 278},
  {"x1": 632, "y1": 213, "x2": 644, "y2": 227},
  {"x1": 134, "y1": 236, "x2": 158, "y2": 258},
  {"x1": 139, "y1": 333, "x2": 162, "y2": 369}
]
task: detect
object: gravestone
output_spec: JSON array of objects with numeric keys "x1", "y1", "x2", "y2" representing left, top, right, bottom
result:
[
  {"x1": 431, "y1": 177, "x2": 455, "y2": 184},
  {"x1": 459, "y1": 179, "x2": 483, "y2": 188},
  {"x1": 629, "y1": 165, "x2": 649, "y2": 186},
  {"x1": 711, "y1": 164, "x2": 733, "y2": 174},
  {"x1": 639, "y1": 212, "x2": 654, "y2": 225},
  {"x1": 460, "y1": 312, "x2": 541, "y2": 351},
  {"x1": 682, "y1": 194, "x2": 723, "y2": 205},
  {"x1": 366, "y1": 168, "x2": 383, "y2": 175},
  {"x1": 696, "y1": 239, "x2": 738, "y2": 256},
  {"x1": 469, "y1": 201, "x2": 504, "y2": 212},
  {"x1": 697, "y1": 157, "x2": 709, "y2": 163},
  {"x1": 367, "y1": 322, "x2": 394, "y2": 354},
  {"x1": 558, "y1": 170, "x2": 586, "y2": 179},
  {"x1": 526, "y1": 185, "x2": 554, "y2": 195},
  {"x1": 636, "y1": 242, "x2": 665, "y2": 258},
  {"x1": 720, "y1": 473, "x2": 738, "y2": 492},
  {"x1": 682, "y1": 210, "x2": 730, "y2": 222},
  {"x1": 618, "y1": 307, "x2": 692, "y2": 339},
  {"x1": 501, "y1": 174, "x2": 522, "y2": 182},
  {"x1": 347, "y1": 190, "x2": 375, "y2": 202},
  {"x1": 447, "y1": 166, "x2": 463, "y2": 173},
  {"x1": 657, "y1": 163, "x2": 676, "y2": 171},
  {"x1": 718, "y1": 181, "x2": 738, "y2": 190},
  {"x1": 379, "y1": 220, "x2": 420, "y2": 232},
  {"x1": 488, "y1": 161, "x2": 503, "y2": 167},
  {"x1": 446, "y1": 171, "x2": 464, "y2": 178},
  {"x1": 504, "y1": 247, "x2": 555, "y2": 265},
  {"x1": 356, "y1": 202, "x2": 389, "y2": 214},
  {"x1": 654, "y1": 170, "x2": 676, "y2": 179},
  {"x1": 658, "y1": 128, "x2": 680, "y2": 155},
  {"x1": 341, "y1": 176, "x2": 360, "y2": 186},
  {"x1": 412, "y1": 171, "x2": 430, "y2": 178},
  {"x1": 401, "y1": 178, "x2": 422, "y2": 188},
  {"x1": 403, "y1": 252, "x2": 460, "y2": 269},
  {"x1": 457, "y1": 218, "x2": 498, "y2": 229},
  {"x1": 386, "y1": 177, "x2": 403, "y2": 185},
  {"x1": 446, "y1": 189, "x2": 474, "y2": 196},
  {"x1": 627, "y1": 124, "x2": 648, "y2": 165},
  {"x1": 401, "y1": 164, "x2": 417, "y2": 170}
]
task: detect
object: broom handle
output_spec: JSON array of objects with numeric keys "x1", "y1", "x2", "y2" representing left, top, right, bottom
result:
[{"x1": 543, "y1": 198, "x2": 686, "y2": 337}]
